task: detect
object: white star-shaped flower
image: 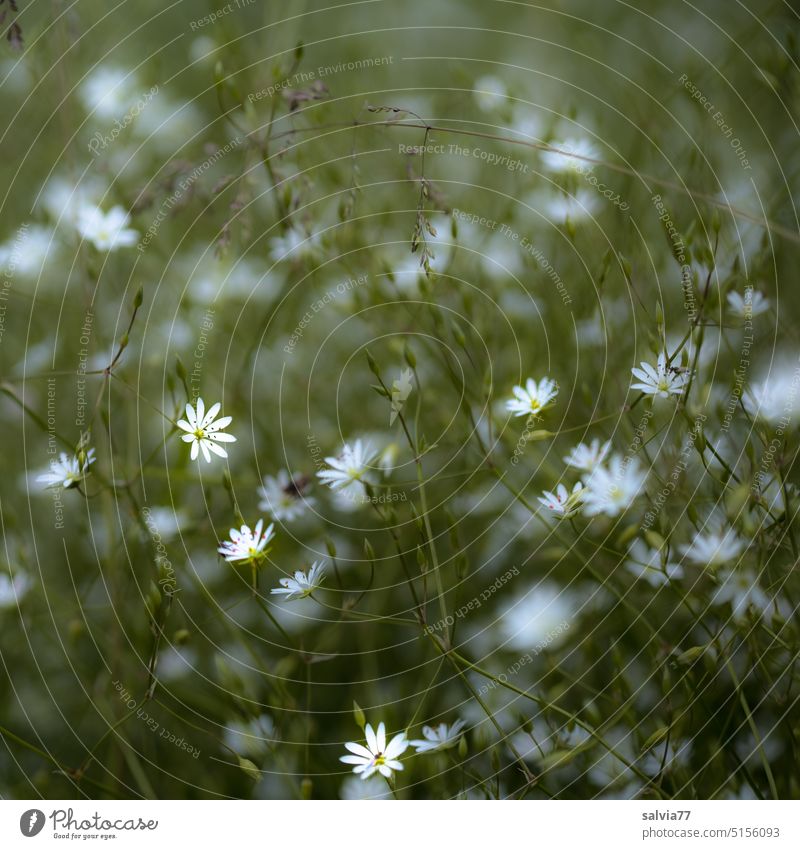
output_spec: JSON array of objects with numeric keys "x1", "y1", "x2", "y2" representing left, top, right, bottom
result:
[
  {"x1": 563, "y1": 439, "x2": 611, "y2": 472},
  {"x1": 625, "y1": 539, "x2": 683, "y2": 587},
  {"x1": 727, "y1": 289, "x2": 769, "y2": 319},
  {"x1": 410, "y1": 719, "x2": 466, "y2": 753},
  {"x1": 743, "y1": 365, "x2": 800, "y2": 426},
  {"x1": 217, "y1": 518, "x2": 275, "y2": 565},
  {"x1": 390, "y1": 368, "x2": 414, "y2": 425},
  {"x1": 317, "y1": 439, "x2": 376, "y2": 492},
  {"x1": 176, "y1": 397, "x2": 236, "y2": 463},
  {"x1": 630, "y1": 352, "x2": 689, "y2": 398},
  {"x1": 271, "y1": 561, "x2": 325, "y2": 600},
  {"x1": 537, "y1": 482, "x2": 584, "y2": 518},
  {"x1": 580, "y1": 455, "x2": 647, "y2": 517},
  {"x1": 340, "y1": 722, "x2": 409, "y2": 780},
  {"x1": 711, "y1": 569, "x2": 772, "y2": 621},
  {"x1": 257, "y1": 470, "x2": 315, "y2": 522},
  {"x1": 37, "y1": 448, "x2": 96, "y2": 489},
  {"x1": 506, "y1": 376, "x2": 558, "y2": 417},
  {"x1": 678, "y1": 524, "x2": 746, "y2": 567},
  {"x1": 76, "y1": 205, "x2": 138, "y2": 251},
  {"x1": 473, "y1": 75, "x2": 507, "y2": 112}
]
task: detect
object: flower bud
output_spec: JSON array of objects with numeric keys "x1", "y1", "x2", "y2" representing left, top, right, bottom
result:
[
  {"x1": 353, "y1": 701, "x2": 366, "y2": 730},
  {"x1": 238, "y1": 757, "x2": 261, "y2": 782},
  {"x1": 366, "y1": 349, "x2": 381, "y2": 378}
]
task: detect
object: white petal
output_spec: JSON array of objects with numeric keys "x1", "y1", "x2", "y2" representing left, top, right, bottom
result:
[
  {"x1": 206, "y1": 441, "x2": 228, "y2": 459},
  {"x1": 344, "y1": 742, "x2": 373, "y2": 759},
  {"x1": 205, "y1": 414, "x2": 231, "y2": 432},
  {"x1": 202, "y1": 402, "x2": 221, "y2": 428},
  {"x1": 384, "y1": 733, "x2": 408, "y2": 758}
]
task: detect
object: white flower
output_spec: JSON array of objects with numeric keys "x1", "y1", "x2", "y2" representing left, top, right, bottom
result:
[
  {"x1": 630, "y1": 352, "x2": 689, "y2": 398},
  {"x1": 581, "y1": 455, "x2": 647, "y2": 517},
  {"x1": 540, "y1": 137, "x2": 599, "y2": 173},
  {"x1": 625, "y1": 539, "x2": 683, "y2": 587},
  {"x1": 564, "y1": 439, "x2": 611, "y2": 472},
  {"x1": 40, "y1": 176, "x2": 101, "y2": 223},
  {"x1": 506, "y1": 376, "x2": 559, "y2": 417},
  {"x1": 678, "y1": 524, "x2": 746, "y2": 567},
  {"x1": 271, "y1": 561, "x2": 325, "y2": 600},
  {"x1": 711, "y1": 570, "x2": 772, "y2": 621},
  {"x1": 80, "y1": 66, "x2": 137, "y2": 118},
  {"x1": 140, "y1": 506, "x2": 187, "y2": 542},
  {"x1": 0, "y1": 571, "x2": 31, "y2": 608},
  {"x1": 176, "y1": 397, "x2": 236, "y2": 463},
  {"x1": 76, "y1": 205, "x2": 138, "y2": 251},
  {"x1": 257, "y1": 470, "x2": 315, "y2": 522},
  {"x1": 0, "y1": 225, "x2": 57, "y2": 278},
  {"x1": 543, "y1": 188, "x2": 599, "y2": 223},
  {"x1": 37, "y1": 449, "x2": 96, "y2": 489},
  {"x1": 537, "y1": 482, "x2": 584, "y2": 518},
  {"x1": 390, "y1": 368, "x2": 414, "y2": 425},
  {"x1": 473, "y1": 75, "x2": 507, "y2": 111},
  {"x1": 743, "y1": 364, "x2": 800, "y2": 426},
  {"x1": 727, "y1": 289, "x2": 769, "y2": 319},
  {"x1": 268, "y1": 227, "x2": 320, "y2": 263},
  {"x1": 340, "y1": 722, "x2": 409, "y2": 780},
  {"x1": 496, "y1": 583, "x2": 573, "y2": 651},
  {"x1": 217, "y1": 518, "x2": 275, "y2": 565},
  {"x1": 410, "y1": 719, "x2": 466, "y2": 753},
  {"x1": 189, "y1": 36, "x2": 218, "y2": 66},
  {"x1": 510, "y1": 107, "x2": 543, "y2": 142},
  {"x1": 317, "y1": 440, "x2": 376, "y2": 492}
]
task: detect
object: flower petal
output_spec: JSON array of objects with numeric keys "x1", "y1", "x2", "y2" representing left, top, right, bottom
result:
[
  {"x1": 206, "y1": 432, "x2": 236, "y2": 443},
  {"x1": 205, "y1": 415, "x2": 231, "y2": 432},
  {"x1": 202, "y1": 402, "x2": 222, "y2": 429},
  {"x1": 344, "y1": 742, "x2": 373, "y2": 759}
]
